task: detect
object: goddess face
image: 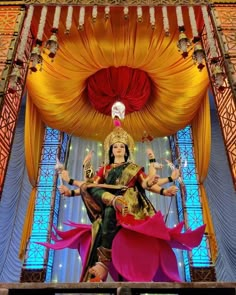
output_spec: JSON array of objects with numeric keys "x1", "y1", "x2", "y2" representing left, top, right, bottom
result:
[{"x1": 112, "y1": 142, "x2": 126, "y2": 159}]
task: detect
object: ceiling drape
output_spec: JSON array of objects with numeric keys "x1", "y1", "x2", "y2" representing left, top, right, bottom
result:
[
  {"x1": 87, "y1": 66, "x2": 151, "y2": 115},
  {"x1": 26, "y1": 6, "x2": 210, "y2": 142}
]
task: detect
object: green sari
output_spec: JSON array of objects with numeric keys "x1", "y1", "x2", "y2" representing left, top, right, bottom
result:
[{"x1": 80, "y1": 162, "x2": 155, "y2": 281}]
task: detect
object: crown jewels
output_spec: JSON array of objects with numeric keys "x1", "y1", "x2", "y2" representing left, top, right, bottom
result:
[{"x1": 104, "y1": 127, "x2": 135, "y2": 162}]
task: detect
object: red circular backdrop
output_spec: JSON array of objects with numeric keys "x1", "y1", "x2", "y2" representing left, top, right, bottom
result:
[{"x1": 87, "y1": 66, "x2": 151, "y2": 115}]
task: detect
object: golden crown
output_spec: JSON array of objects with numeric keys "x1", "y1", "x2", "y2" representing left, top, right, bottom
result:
[{"x1": 104, "y1": 126, "x2": 135, "y2": 155}]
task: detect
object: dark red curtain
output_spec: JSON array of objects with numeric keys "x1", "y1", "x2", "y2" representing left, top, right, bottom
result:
[{"x1": 87, "y1": 66, "x2": 151, "y2": 115}]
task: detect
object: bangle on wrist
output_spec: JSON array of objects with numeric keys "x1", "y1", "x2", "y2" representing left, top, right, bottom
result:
[
  {"x1": 71, "y1": 190, "x2": 75, "y2": 197},
  {"x1": 168, "y1": 176, "x2": 173, "y2": 182},
  {"x1": 68, "y1": 178, "x2": 74, "y2": 185},
  {"x1": 149, "y1": 158, "x2": 156, "y2": 163},
  {"x1": 160, "y1": 188, "x2": 165, "y2": 196}
]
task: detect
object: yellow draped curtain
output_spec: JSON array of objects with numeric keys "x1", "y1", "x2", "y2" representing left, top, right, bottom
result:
[
  {"x1": 21, "y1": 6, "x2": 217, "y2": 259},
  {"x1": 26, "y1": 6, "x2": 210, "y2": 141},
  {"x1": 192, "y1": 93, "x2": 218, "y2": 261},
  {"x1": 19, "y1": 95, "x2": 45, "y2": 260}
]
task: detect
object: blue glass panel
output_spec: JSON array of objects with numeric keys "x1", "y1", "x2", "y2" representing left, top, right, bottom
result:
[
  {"x1": 182, "y1": 251, "x2": 191, "y2": 282},
  {"x1": 35, "y1": 189, "x2": 54, "y2": 209},
  {"x1": 45, "y1": 128, "x2": 60, "y2": 143},
  {"x1": 41, "y1": 147, "x2": 58, "y2": 163},
  {"x1": 176, "y1": 191, "x2": 184, "y2": 222},
  {"x1": 38, "y1": 167, "x2": 55, "y2": 186},
  {"x1": 177, "y1": 126, "x2": 192, "y2": 143},
  {"x1": 181, "y1": 166, "x2": 198, "y2": 184},
  {"x1": 191, "y1": 236, "x2": 211, "y2": 266},
  {"x1": 185, "y1": 208, "x2": 204, "y2": 229},
  {"x1": 24, "y1": 128, "x2": 67, "y2": 276},
  {"x1": 46, "y1": 266, "x2": 53, "y2": 282},
  {"x1": 176, "y1": 126, "x2": 210, "y2": 271},
  {"x1": 25, "y1": 242, "x2": 47, "y2": 268},
  {"x1": 185, "y1": 185, "x2": 201, "y2": 206}
]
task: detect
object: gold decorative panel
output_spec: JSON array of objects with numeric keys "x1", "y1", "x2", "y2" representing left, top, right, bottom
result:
[
  {"x1": 0, "y1": 6, "x2": 26, "y2": 199},
  {"x1": 0, "y1": 7, "x2": 23, "y2": 79},
  {"x1": 210, "y1": 5, "x2": 236, "y2": 189},
  {"x1": 0, "y1": 0, "x2": 209, "y2": 5},
  {"x1": 214, "y1": 6, "x2": 236, "y2": 29},
  {"x1": 0, "y1": 7, "x2": 20, "y2": 33},
  {"x1": 0, "y1": 35, "x2": 15, "y2": 61},
  {"x1": 1, "y1": 0, "x2": 235, "y2": 5},
  {"x1": 222, "y1": 31, "x2": 236, "y2": 55}
]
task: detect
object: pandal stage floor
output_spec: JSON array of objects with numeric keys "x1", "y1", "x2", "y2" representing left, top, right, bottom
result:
[{"x1": 0, "y1": 282, "x2": 236, "y2": 295}]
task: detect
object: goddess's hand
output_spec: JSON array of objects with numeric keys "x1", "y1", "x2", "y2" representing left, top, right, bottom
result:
[
  {"x1": 146, "y1": 174, "x2": 160, "y2": 188},
  {"x1": 61, "y1": 170, "x2": 70, "y2": 183},
  {"x1": 59, "y1": 185, "x2": 71, "y2": 197},
  {"x1": 171, "y1": 169, "x2": 180, "y2": 181},
  {"x1": 146, "y1": 148, "x2": 155, "y2": 159},
  {"x1": 164, "y1": 185, "x2": 178, "y2": 196},
  {"x1": 153, "y1": 162, "x2": 163, "y2": 170}
]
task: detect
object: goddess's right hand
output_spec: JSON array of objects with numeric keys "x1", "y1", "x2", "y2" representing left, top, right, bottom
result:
[
  {"x1": 61, "y1": 170, "x2": 70, "y2": 183},
  {"x1": 58, "y1": 185, "x2": 71, "y2": 197}
]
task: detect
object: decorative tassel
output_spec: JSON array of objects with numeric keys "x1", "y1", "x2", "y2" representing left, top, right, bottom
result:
[
  {"x1": 65, "y1": 6, "x2": 73, "y2": 34},
  {"x1": 78, "y1": 6, "x2": 85, "y2": 30},
  {"x1": 149, "y1": 7, "x2": 155, "y2": 30},
  {"x1": 137, "y1": 6, "x2": 142, "y2": 22},
  {"x1": 162, "y1": 6, "x2": 170, "y2": 36}
]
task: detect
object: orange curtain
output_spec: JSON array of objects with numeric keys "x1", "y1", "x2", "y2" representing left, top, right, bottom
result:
[
  {"x1": 192, "y1": 92, "x2": 218, "y2": 261},
  {"x1": 26, "y1": 6, "x2": 209, "y2": 142},
  {"x1": 19, "y1": 95, "x2": 45, "y2": 260}
]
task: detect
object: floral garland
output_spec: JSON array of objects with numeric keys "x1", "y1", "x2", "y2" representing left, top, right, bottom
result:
[
  {"x1": 176, "y1": 5, "x2": 184, "y2": 28},
  {"x1": 37, "y1": 6, "x2": 47, "y2": 41},
  {"x1": 28, "y1": 5, "x2": 47, "y2": 72},
  {"x1": 124, "y1": 6, "x2": 129, "y2": 19},
  {"x1": 105, "y1": 6, "x2": 110, "y2": 19},
  {"x1": 92, "y1": 5, "x2": 97, "y2": 22},
  {"x1": 162, "y1": 6, "x2": 169, "y2": 35},
  {"x1": 53, "y1": 6, "x2": 61, "y2": 29},
  {"x1": 188, "y1": 6, "x2": 199, "y2": 40},
  {"x1": 201, "y1": 5, "x2": 217, "y2": 58},
  {"x1": 65, "y1": 6, "x2": 73, "y2": 33},
  {"x1": 201, "y1": 6, "x2": 226, "y2": 90},
  {"x1": 137, "y1": 6, "x2": 142, "y2": 22},
  {"x1": 18, "y1": 5, "x2": 34, "y2": 61},
  {"x1": 149, "y1": 7, "x2": 155, "y2": 29},
  {"x1": 78, "y1": 6, "x2": 85, "y2": 29}
]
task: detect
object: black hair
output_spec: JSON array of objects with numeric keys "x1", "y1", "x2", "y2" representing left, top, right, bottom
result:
[{"x1": 108, "y1": 143, "x2": 130, "y2": 164}]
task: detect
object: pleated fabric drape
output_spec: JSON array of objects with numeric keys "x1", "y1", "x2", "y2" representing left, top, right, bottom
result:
[
  {"x1": 87, "y1": 67, "x2": 151, "y2": 115},
  {"x1": 19, "y1": 96, "x2": 45, "y2": 260},
  {"x1": 192, "y1": 92, "x2": 217, "y2": 261},
  {"x1": 26, "y1": 6, "x2": 210, "y2": 142}
]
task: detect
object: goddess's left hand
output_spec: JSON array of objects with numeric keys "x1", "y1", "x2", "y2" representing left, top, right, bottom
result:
[
  {"x1": 171, "y1": 169, "x2": 180, "y2": 181},
  {"x1": 165, "y1": 185, "x2": 178, "y2": 196},
  {"x1": 59, "y1": 185, "x2": 71, "y2": 197},
  {"x1": 146, "y1": 174, "x2": 160, "y2": 188},
  {"x1": 61, "y1": 170, "x2": 70, "y2": 183}
]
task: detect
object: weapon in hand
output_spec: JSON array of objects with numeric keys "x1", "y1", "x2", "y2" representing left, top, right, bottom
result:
[
  {"x1": 165, "y1": 159, "x2": 184, "y2": 184},
  {"x1": 55, "y1": 157, "x2": 64, "y2": 186}
]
